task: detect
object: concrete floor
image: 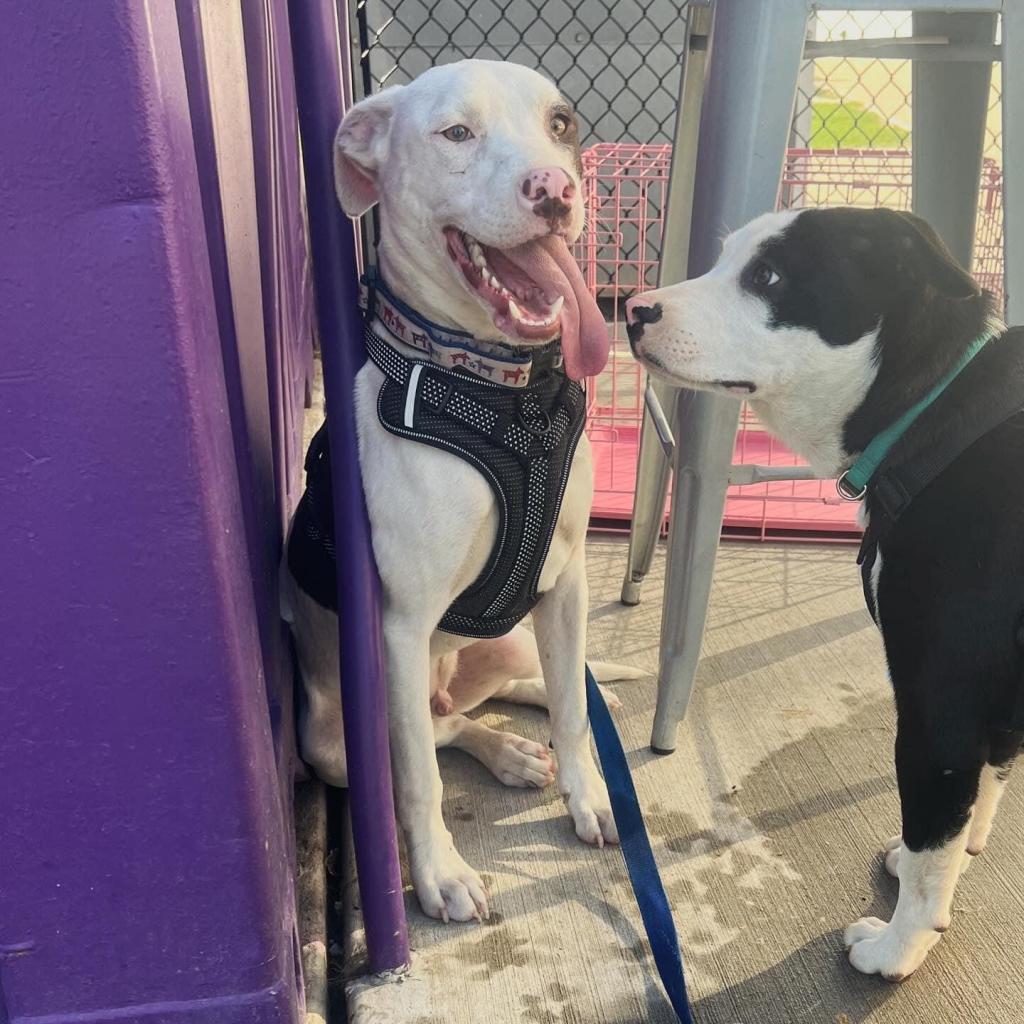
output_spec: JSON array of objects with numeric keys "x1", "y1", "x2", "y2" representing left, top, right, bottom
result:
[{"x1": 342, "y1": 535, "x2": 1024, "y2": 1024}]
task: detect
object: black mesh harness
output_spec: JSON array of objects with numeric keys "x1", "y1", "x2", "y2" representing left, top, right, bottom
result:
[
  {"x1": 288, "y1": 290, "x2": 587, "y2": 639},
  {"x1": 851, "y1": 332, "x2": 1024, "y2": 734},
  {"x1": 856, "y1": 332, "x2": 1024, "y2": 597}
]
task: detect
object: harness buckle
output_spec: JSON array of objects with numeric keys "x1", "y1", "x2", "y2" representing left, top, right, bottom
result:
[
  {"x1": 836, "y1": 471, "x2": 866, "y2": 501},
  {"x1": 519, "y1": 409, "x2": 552, "y2": 437}
]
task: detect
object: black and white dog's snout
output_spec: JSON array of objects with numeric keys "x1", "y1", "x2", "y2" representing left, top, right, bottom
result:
[{"x1": 625, "y1": 301, "x2": 662, "y2": 351}]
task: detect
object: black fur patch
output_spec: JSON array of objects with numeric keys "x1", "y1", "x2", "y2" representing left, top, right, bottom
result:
[{"x1": 741, "y1": 208, "x2": 993, "y2": 455}]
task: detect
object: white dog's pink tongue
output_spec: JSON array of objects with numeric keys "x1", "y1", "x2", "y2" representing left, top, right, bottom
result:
[{"x1": 503, "y1": 235, "x2": 610, "y2": 380}]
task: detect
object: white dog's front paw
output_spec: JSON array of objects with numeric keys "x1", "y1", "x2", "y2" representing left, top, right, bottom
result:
[
  {"x1": 844, "y1": 916, "x2": 940, "y2": 981},
  {"x1": 560, "y1": 760, "x2": 618, "y2": 848},
  {"x1": 410, "y1": 843, "x2": 489, "y2": 923}
]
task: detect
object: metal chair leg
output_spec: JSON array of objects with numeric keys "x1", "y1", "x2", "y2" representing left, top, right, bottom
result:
[
  {"x1": 621, "y1": 3, "x2": 709, "y2": 607},
  {"x1": 651, "y1": 0, "x2": 811, "y2": 754},
  {"x1": 621, "y1": 380, "x2": 675, "y2": 606}
]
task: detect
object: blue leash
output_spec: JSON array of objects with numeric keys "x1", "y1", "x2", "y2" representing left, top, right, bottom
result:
[{"x1": 586, "y1": 665, "x2": 695, "y2": 1024}]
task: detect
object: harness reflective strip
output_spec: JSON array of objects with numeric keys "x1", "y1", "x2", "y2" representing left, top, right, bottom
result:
[{"x1": 405, "y1": 364, "x2": 423, "y2": 428}]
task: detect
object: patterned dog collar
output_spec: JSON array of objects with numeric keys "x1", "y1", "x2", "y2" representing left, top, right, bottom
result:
[{"x1": 358, "y1": 270, "x2": 561, "y2": 389}]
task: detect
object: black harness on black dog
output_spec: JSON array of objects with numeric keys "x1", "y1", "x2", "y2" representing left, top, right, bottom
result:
[
  {"x1": 288, "y1": 275, "x2": 587, "y2": 639},
  {"x1": 850, "y1": 331, "x2": 1024, "y2": 731},
  {"x1": 854, "y1": 332, "x2": 1024, "y2": 580}
]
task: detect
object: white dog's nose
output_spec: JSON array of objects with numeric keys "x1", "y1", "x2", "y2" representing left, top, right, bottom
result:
[{"x1": 520, "y1": 167, "x2": 575, "y2": 223}]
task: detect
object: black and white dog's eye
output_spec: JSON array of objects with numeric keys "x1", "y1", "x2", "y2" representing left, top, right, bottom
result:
[
  {"x1": 441, "y1": 124, "x2": 474, "y2": 142},
  {"x1": 752, "y1": 263, "x2": 781, "y2": 288}
]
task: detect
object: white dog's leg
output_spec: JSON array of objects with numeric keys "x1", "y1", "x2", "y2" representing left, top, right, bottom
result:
[
  {"x1": 447, "y1": 626, "x2": 636, "y2": 714},
  {"x1": 531, "y1": 547, "x2": 617, "y2": 847},
  {"x1": 384, "y1": 613, "x2": 488, "y2": 923},
  {"x1": 285, "y1": 573, "x2": 350, "y2": 787},
  {"x1": 494, "y1": 676, "x2": 623, "y2": 712},
  {"x1": 434, "y1": 713, "x2": 555, "y2": 788}
]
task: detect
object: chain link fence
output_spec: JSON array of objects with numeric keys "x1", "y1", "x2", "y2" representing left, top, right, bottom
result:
[
  {"x1": 354, "y1": 0, "x2": 690, "y2": 145},
  {"x1": 352, "y1": 4, "x2": 1007, "y2": 536},
  {"x1": 355, "y1": 4, "x2": 1004, "y2": 295}
]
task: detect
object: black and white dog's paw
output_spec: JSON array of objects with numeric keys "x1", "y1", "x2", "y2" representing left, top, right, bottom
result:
[{"x1": 844, "y1": 916, "x2": 941, "y2": 982}]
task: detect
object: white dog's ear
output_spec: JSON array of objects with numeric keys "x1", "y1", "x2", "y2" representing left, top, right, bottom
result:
[{"x1": 334, "y1": 86, "x2": 402, "y2": 217}]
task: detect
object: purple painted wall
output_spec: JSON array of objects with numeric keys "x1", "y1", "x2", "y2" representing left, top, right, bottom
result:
[{"x1": 0, "y1": 2, "x2": 312, "y2": 1020}]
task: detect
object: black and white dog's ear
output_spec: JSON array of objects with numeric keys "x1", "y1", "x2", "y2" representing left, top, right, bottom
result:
[
  {"x1": 886, "y1": 209, "x2": 981, "y2": 300},
  {"x1": 334, "y1": 86, "x2": 403, "y2": 217}
]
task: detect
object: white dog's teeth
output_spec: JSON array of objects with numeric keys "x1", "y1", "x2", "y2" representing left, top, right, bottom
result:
[
  {"x1": 508, "y1": 299, "x2": 523, "y2": 319},
  {"x1": 550, "y1": 295, "x2": 564, "y2": 317},
  {"x1": 471, "y1": 249, "x2": 486, "y2": 269}
]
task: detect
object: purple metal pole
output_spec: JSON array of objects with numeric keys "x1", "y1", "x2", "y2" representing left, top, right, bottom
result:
[{"x1": 287, "y1": 0, "x2": 410, "y2": 973}]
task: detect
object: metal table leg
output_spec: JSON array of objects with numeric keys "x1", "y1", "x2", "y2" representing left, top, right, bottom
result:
[
  {"x1": 912, "y1": 12, "x2": 998, "y2": 265},
  {"x1": 651, "y1": 0, "x2": 811, "y2": 753}
]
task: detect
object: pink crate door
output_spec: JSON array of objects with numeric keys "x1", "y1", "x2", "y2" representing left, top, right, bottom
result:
[{"x1": 581, "y1": 144, "x2": 1005, "y2": 539}]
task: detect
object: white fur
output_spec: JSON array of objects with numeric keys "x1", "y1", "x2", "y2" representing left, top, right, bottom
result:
[
  {"x1": 968, "y1": 762, "x2": 1009, "y2": 856},
  {"x1": 283, "y1": 60, "x2": 625, "y2": 923},
  {"x1": 629, "y1": 211, "x2": 880, "y2": 478},
  {"x1": 869, "y1": 537, "x2": 883, "y2": 624},
  {"x1": 846, "y1": 821, "x2": 970, "y2": 980},
  {"x1": 336, "y1": 61, "x2": 585, "y2": 345}
]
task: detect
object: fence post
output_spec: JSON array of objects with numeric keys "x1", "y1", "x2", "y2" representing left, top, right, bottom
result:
[{"x1": 288, "y1": 0, "x2": 410, "y2": 974}]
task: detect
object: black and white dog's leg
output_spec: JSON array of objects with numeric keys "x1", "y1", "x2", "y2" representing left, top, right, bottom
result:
[
  {"x1": 884, "y1": 739, "x2": 1019, "y2": 877},
  {"x1": 967, "y1": 742, "x2": 1019, "y2": 857},
  {"x1": 385, "y1": 612, "x2": 488, "y2": 923},
  {"x1": 845, "y1": 720, "x2": 983, "y2": 980},
  {"x1": 531, "y1": 546, "x2": 618, "y2": 847}
]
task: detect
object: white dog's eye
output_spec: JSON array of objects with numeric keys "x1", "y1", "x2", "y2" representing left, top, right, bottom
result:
[
  {"x1": 440, "y1": 124, "x2": 474, "y2": 143},
  {"x1": 550, "y1": 113, "x2": 571, "y2": 137},
  {"x1": 752, "y1": 263, "x2": 781, "y2": 288}
]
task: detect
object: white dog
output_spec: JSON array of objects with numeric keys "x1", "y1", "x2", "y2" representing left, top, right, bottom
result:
[{"x1": 282, "y1": 60, "x2": 633, "y2": 924}]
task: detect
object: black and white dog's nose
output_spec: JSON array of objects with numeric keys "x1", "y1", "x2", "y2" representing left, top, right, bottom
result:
[{"x1": 625, "y1": 300, "x2": 663, "y2": 350}]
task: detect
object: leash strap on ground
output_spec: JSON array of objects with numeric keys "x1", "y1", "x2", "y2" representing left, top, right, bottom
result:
[{"x1": 585, "y1": 665, "x2": 695, "y2": 1024}]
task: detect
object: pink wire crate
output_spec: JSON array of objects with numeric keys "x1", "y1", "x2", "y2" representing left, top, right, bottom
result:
[
  {"x1": 581, "y1": 144, "x2": 1006, "y2": 538},
  {"x1": 975, "y1": 159, "x2": 1006, "y2": 297}
]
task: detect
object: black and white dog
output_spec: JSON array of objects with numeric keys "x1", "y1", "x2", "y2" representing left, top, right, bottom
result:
[{"x1": 626, "y1": 207, "x2": 1024, "y2": 981}]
